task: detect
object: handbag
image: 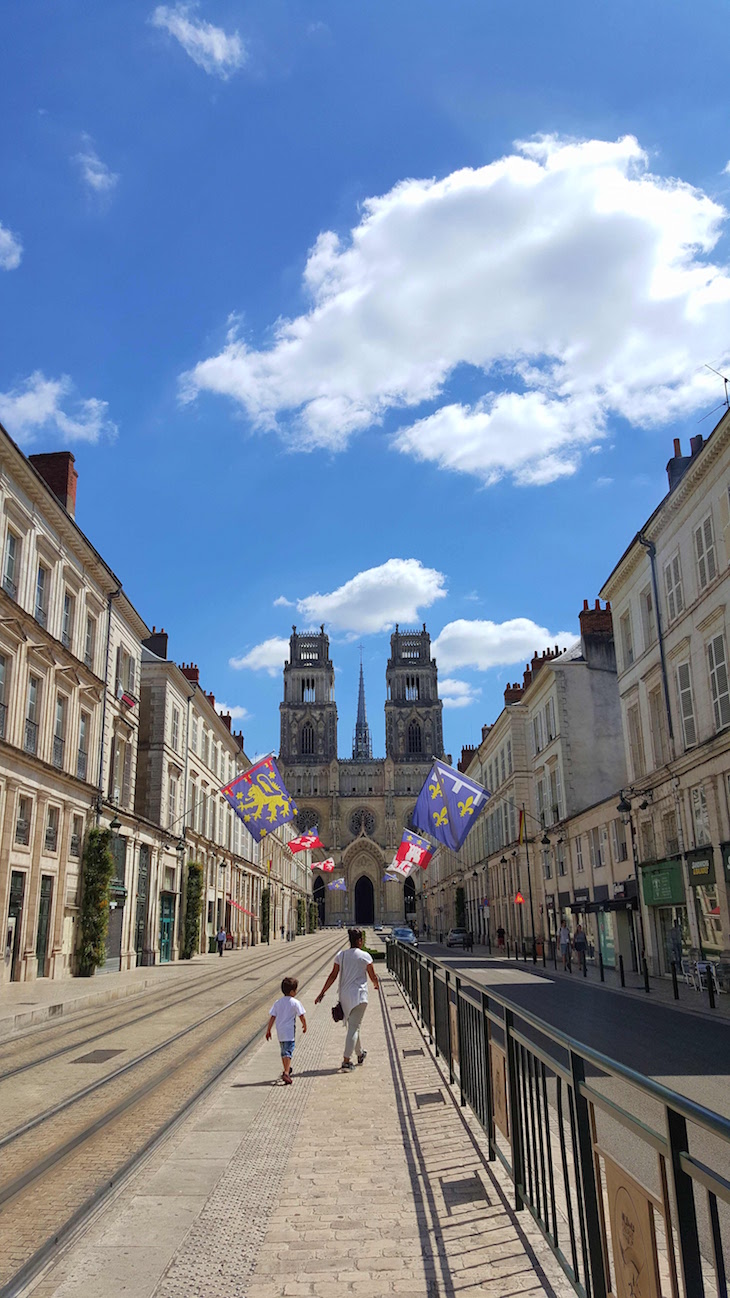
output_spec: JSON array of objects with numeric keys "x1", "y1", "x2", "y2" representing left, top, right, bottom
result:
[{"x1": 331, "y1": 1001, "x2": 344, "y2": 1023}]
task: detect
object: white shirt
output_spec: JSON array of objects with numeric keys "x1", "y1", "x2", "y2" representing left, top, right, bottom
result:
[
  {"x1": 336, "y1": 948, "x2": 373, "y2": 1018},
  {"x1": 269, "y1": 995, "x2": 306, "y2": 1041}
]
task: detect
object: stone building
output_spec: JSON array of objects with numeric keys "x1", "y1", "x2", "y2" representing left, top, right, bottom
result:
[{"x1": 278, "y1": 623, "x2": 446, "y2": 926}]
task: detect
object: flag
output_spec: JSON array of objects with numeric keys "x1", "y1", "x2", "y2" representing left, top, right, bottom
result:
[
  {"x1": 395, "y1": 829, "x2": 433, "y2": 871},
  {"x1": 327, "y1": 877, "x2": 347, "y2": 891},
  {"x1": 221, "y1": 755, "x2": 297, "y2": 843},
  {"x1": 413, "y1": 760, "x2": 490, "y2": 852},
  {"x1": 311, "y1": 858, "x2": 335, "y2": 872},
  {"x1": 384, "y1": 872, "x2": 399, "y2": 882},
  {"x1": 387, "y1": 855, "x2": 418, "y2": 880},
  {"x1": 289, "y1": 826, "x2": 323, "y2": 854},
  {"x1": 515, "y1": 891, "x2": 525, "y2": 905},
  {"x1": 518, "y1": 810, "x2": 525, "y2": 844}
]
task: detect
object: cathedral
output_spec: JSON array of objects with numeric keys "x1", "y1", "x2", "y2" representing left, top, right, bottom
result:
[{"x1": 278, "y1": 624, "x2": 446, "y2": 927}]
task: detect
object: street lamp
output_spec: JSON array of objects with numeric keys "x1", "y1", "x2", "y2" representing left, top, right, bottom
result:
[{"x1": 109, "y1": 813, "x2": 121, "y2": 838}]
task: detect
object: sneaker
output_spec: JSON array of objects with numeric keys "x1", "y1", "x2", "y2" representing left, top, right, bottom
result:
[
  {"x1": 357, "y1": 1051, "x2": 367, "y2": 1065},
  {"x1": 341, "y1": 1061, "x2": 355, "y2": 1072}
]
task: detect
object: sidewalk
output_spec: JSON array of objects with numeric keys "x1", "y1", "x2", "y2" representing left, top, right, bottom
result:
[{"x1": 26, "y1": 962, "x2": 574, "y2": 1298}]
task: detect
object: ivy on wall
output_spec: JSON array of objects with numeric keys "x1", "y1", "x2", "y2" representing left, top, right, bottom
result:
[
  {"x1": 181, "y1": 861, "x2": 204, "y2": 960},
  {"x1": 297, "y1": 897, "x2": 306, "y2": 935},
  {"x1": 78, "y1": 828, "x2": 115, "y2": 977},
  {"x1": 308, "y1": 901, "x2": 319, "y2": 933},
  {"x1": 261, "y1": 886, "x2": 271, "y2": 942}
]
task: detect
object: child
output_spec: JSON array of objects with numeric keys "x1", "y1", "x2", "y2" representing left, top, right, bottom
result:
[{"x1": 266, "y1": 976, "x2": 307, "y2": 1084}]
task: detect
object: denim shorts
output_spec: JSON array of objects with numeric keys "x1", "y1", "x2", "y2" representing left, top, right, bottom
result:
[{"x1": 279, "y1": 1039, "x2": 295, "y2": 1059}]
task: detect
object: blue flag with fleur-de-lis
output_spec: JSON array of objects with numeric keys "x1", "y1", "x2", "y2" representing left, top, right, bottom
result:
[
  {"x1": 413, "y1": 759, "x2": 490, "y2": 852},
  {"x1": 221, "y1": 754, "x2": 297, "y2": 843}
]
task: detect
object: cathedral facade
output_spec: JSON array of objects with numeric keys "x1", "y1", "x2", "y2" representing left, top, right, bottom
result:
[{"x1": 278, "y1": 624, "x2": 445, "y2": 927}]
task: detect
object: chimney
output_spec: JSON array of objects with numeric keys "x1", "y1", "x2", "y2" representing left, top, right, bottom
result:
[
  {"x1": 142, "y1": 627, "x2": 168, "y2": 659},
  {"x1": 579, "y1": 599, "x2": 616, "y2": 671},
  {"x1": 666, "y1": 437, "x2": 693, "y2": 492},
  {"x1": 458, "y1": 744, "x2": 478, "y2": 773},
  {"x1": 220, "y1": 712, "x2": 232, "y2": 732},
  {"x1": 579, "y1": 598, "x2": 613, "y2": 639},
  {"x1": 180, "y1": 662, "x2": 200, "y2": 684},
  {"x1": 504, "y1": 681, "x2": 524, "y2": 704},
  {"x1": 233, "y1": 730, "x2": 244, "y2": 751},
  {"x1": 29, "y1": 452, "x2": 78, "y2": 517},
  {"x1": 481, "y1": 723, "x2": 492, "y2": 742},
  {"x1": 206, "y1": 691, "x2": 216, "y2": 710},
  {"x1": 522, "y1": 664, "x2": 533, "y2": 690}
]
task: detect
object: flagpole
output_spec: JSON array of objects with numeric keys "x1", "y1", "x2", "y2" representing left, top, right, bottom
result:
[{"x1": 522, "y1": 802, "x2": 537, "y2": 959}]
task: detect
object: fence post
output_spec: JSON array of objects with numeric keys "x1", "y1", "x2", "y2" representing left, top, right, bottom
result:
[
  {"x1": 598, "y1": 951, "x2": 605, "y2": 982},
  {"x1": 504, "y1": 1008, "x2": 524, "y2": 1213},
  {"x1": 671, "y1": 960, "x2": 679, "y2": 1000},
  {"x1": 542, "y1": 942, "x2": 546, "y2": 968},
  {"x1": 619, "y1": 954, "x2": 625, "y2": 988},
  {"x1": 455, "y1": 976, "x2": 466, "y2": 1107},
  {"x1": 445, "y1": 969, "x2": 454, "y2": 1085},
  {"x1": 481, "y1": 990, "x2": 494, "y2": 1160},
  {"x1": 665, "y1": 1106, "x2": 703, "y2": 1297},
  {"x1": 707, "y1": 967, "x2": 716, "y2": 1010},
  {"x1": 569, "y1": 1051, "x2": 608, "y2": 1298},
  {"x1": 553, "y1": 939, "x2": 558, "y2": 970},
  {"x1": 643, "y1": 956, "x2": 650, "y2": 994}
]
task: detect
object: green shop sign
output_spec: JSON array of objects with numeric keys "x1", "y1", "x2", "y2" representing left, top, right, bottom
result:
[
  {"x1": 640, "y1": 860, "x2": 684, "y2": 907},
  {"x1": 686, "y1": 847, "x2": 715, "y2": 888}
]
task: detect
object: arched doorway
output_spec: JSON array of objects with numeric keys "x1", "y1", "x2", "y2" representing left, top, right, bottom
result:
[
  {"x1": 313, "y1": 876, "x2": 325, "y2": 926},
  {"x1": 354, "y1": 875, "x2": 375, "y2": 925},
  {"x1": 404, "y1": 877, "x2": 416, "y2": 924}
]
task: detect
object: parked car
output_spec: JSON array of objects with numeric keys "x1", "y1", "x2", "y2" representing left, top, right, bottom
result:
[
  {"x1": 392, "y1": 926, "x2": 418, "y2": 947},
  {"x1": 446, "y1": 927, "x2": 469, "y2": 948}
]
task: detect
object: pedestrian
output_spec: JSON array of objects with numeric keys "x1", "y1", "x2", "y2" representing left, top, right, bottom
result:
[
  {"x1": 266, "y1": 976, "x2": 307, "y2": 1085},
  {"x1": 558, "y1": 921, "x2": 572, "y2": 972},
  {"x1": 426, "y1": 923, "x2": 431, "y2": 940},
  {"x1": 573, "y1": 924, "x2": 588, "y2": 974},
  {"x1": 280, "y1": 925, "x2": 285, "y2": 941},
  {"x1": 497, "y1": 926, "x2": 505, "y2": 950},
  {"x1": 216, "y1": 925, "x2": 226, "y2": 957},
  {"x1": 466, "y1": 930, "x2": 474, "y2": 953},
  {"x1": 315, "y1": 926, "x2": 379, "y2": 1071}
]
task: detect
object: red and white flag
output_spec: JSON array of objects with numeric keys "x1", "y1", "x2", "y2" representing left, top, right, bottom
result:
[
  {"x1": 387, "y1": 855, "x2": 418, "y2": 880},
  {"x1": 395, "y1": 829, "x2": 434, "y2": 870},
  {"x1": 311, "y1": 858, "x2": 335, "y2": 872},
  {"x1": 289, "y1": 826, "x2": 323, "y2": 854}
]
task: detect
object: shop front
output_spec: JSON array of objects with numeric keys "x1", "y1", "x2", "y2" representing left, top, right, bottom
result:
[
  {"x1": 687, "y1": 848, "x2": 722, "y2": 960},
  {"x1": 640, "y1": 859, "x2": 687, "y2": 975}
]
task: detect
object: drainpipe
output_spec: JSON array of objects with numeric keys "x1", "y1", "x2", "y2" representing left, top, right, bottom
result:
[
  {"x1": 638, "y1": 536, "x2": 701, "y2": 951},
  {"x1": 96, "y1": 586, "x2": 122, "y2": 824},
  {"x1": 177, "y1": 688, "x2": 196, "y2": 948}
]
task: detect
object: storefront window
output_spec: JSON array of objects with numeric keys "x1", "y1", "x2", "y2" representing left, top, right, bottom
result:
[
  {"x1": 696, "y1": 885, "x2": 722, "y2": 958},
  {"x1": 597, "y1": 912, "x2": 616, "y2": 967}
]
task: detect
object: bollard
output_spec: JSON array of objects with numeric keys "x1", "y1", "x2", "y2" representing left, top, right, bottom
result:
[
  {"x1": 553, "y1": 939, "x2": 558, "y2": 970},
  {"x1": 671, "y1": 960, "x2": 679, "y2": 1000},
  {"x1": 532, "y1": 940, "x2": 537, "y2": 965},
  {"x1": 522, "y1": 941, "x2": 527, "y2": 962},
  {"x1": 542, "y1": 942, "x2": 546, "y2": 968},
  {"x1": 619, "y1": 954, "x2": 625, "y2": 988},
  {"x1": 583, "y1": 952, "x2": 587, "y2": 978},
  {"x1": 643, "y1": 957, "x2": 650, "y2": 993},
  {"x1": 708, "y1": 967, "x2": 716, "y2": 1010},
  {"x1": 598, "y1": 951, "x2": 605, "y2": 982}
]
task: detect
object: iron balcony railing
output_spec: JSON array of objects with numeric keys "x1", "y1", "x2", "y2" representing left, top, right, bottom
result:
[
  {"x1": 61, "y1": 628, "x2": 71, "y2": 649},
  {"x1": 69, "y1": 832, "x2": 81, "y2": 858},
  {"x1": 387, "y1": 939, "x2": 730, "y2": 1298},
  {"x1": 52, "y1": 734, "x2": 64, "y2": 769},
  {"x1": 35, "y1": 603, "x2": 47, "y2": 627},
  {"x1": 76, "y1": 747, "x2": 87, "y2": 781},
  {"x1": 84, "y1": 649, "x2": 94, "y2": 670},
  {"x1": 44, "y1": 825, "x2": 57, "y2": 852},
  {"x1": 2, "y1": 573, "x2": 17, "y2": 599},
  {"x1": 24, "y1": 717, "x2": 38, "y2": 755},
  {"x1": 15, "y1": 818, "x2": 29, "y2": 846},
  {"x1": 0, "y1": 700, "x2": 6, "y2": 740}
]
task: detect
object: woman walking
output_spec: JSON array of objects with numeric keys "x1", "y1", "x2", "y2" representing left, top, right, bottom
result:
[{"x1": 315, "y1": 927, "x2": 380, "y2": 1071}]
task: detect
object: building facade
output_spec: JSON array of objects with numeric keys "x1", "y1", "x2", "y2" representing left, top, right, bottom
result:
[{"x1": 278, "y1": 623, "x2": 446, "y2": 926}]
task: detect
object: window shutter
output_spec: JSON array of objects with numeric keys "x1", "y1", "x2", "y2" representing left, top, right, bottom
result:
[
  {"x1": 122, "y1": 742, "x2": 132, "y2": 807},
  {"x1": 128, "y1": 656, "x2": 136, "y2": 695},
  {"x1": 108, "y1": 737, "x2": 117, "y2": 797},
  {"x1": 677, "y1": 663, "x2": 697, "y2": 747}
]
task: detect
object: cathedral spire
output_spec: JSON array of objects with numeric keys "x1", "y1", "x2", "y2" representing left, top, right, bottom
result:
[{"x1": 353, "y1": 647, "x2": 372, "y2": 759}]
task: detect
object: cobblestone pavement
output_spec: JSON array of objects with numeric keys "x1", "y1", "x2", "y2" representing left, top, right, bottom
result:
[{"x1": 26, "y1": 960, "x2": 574, "y2": 1298}]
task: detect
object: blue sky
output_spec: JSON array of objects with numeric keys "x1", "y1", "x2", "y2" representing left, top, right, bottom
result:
[{"x1": 2, "y1": 0, "x2": 730, "y2": 762}]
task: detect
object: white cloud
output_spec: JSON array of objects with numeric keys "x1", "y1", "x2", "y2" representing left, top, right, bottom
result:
[
  {"x1": 433, "y1": 618, "x2": 575, "y2": 673},
  {"x1": 295, "y1": 559, "x2": 446, "y2": 635},
  {"x1": 0, "y1": 222, "x2": 22, "y2": 270},
  {"x1": 439, "y1": 677, "x2": 481, "y2": 709},
  {"x1": 216, "y1": 702, "x2": 250, "y2": 721},
  {"x1": 183, "y1": 134, "x2": 730, "y2": 486},
  {"x1": 229, "y1": 637, "x2": 290, "y2": 675},
  {"x1": 273, "y1": 595, "x2": 294, "y2": 607},
  {"x1": 74, "y1": 137, "x2": 119, "y2": 194},
  {"x1": 0, "y1": 372, "x2": 117, "y2": 445},
  {"x1": 150, "y1": 3, "x2": 246, "y2": 78}
]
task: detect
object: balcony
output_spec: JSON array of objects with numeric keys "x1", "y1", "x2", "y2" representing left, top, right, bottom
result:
[
  {"x1": 2, "y1": 573, "x2": 17, "y2": 600},
  {"x1": 52, "y1": 734, "x2": 65, "y2": 770},
  {"x1": 24, "y1": 717, "x2": 38, "y2": 755},
  {"x1": 0, "y1": 701, "x2": 6, "y2": 739},
  {"x1": 77, "y1": 747, "x2": 88, "y2": 781},
  {"x1": 15, "y1": 818, "x2": 29, "y2": 846},
  {"x1": 35, "y1": 604, "x2": 47, "y2": 628},
  {"x1": 70, "y1": 832, "x2": 81, "y2": 858},
  {"x1": 62, "y1": 629, "x2": 72, "y2": 650},
  {"x1": 84, "y1": 650, "x2": 94, "y2": 670},
  {"x1": 45, "y1": 825, "x2": 58, "y2": 852}
]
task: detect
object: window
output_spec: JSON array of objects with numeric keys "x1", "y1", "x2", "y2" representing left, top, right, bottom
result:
[
  {"x1": 301, "y1": 676, "x2": 316, "y2": 703},
  {"x1": 171, "y1": 706, "x2": 180, "y2": 752},
  {"x1": 691, "y1": 785, "x2": 711, "y2": 847},
  {"x1": 676, "y1": 662, "x2": 697, "y2": 748},
  {"x1": 45, "y1": 805, "x2": 60, "y2": 853},
  {"x1": 168, "y1": 773, "x2": 178, "y2": 827},
  {"x1": 78, "y1": 711, "x2": 89, "y2": 780},
  {"x1": 662, "y1": 809, "x2": 679, "y2": 857},
  {"x1": 640, "y1": 820, "x2": 656, "y2": 862},
  {"x1": 35, "y1": 564, "x2": 48, "y2": 626},
  {"x1": 543, "y1": 848, "x2": 552, "y2": 880},
  {"x1": 537, "y1": 776, "x2": 546, "y2": 825},
  {"x1": 53, "y1": 696, "x2": 66, "y2": 769},
  {"x1": 648, "y1": 684, "x2": 669, "y2": 768},
  {"x1": 589, "y1": 827, "x2": 605, "y2": 869},
  {"x1": 114, "y1": 645, "x2": 136, "y2": 697},
  {"x1": 544, "y1": 697, "x2": 556, "y2": 742},
  {"x1": 202, "y1": 729, "x2": 210, "y2": 768},
  {"x1": 110, "y1": 735, "x2": 132, "y2": 806},
  {"x1": 626, "y1": 702, "x2": 646, "y2": 779},
  {"x1": 70, "y1": 814, "x2": 83, "y2": 858},
  {"x1": 407, "y1": 720, "x2": 422, "y2": 754},
  {"x1": 695, "y1": 514, "x2": 717, "y2": 591},
  {"x1": 707, "y1": 634, "x2": 730, "y2": 731},
  {"x1": 549, "y1": 764, "x2": 563, "y2": 823},
  {"x1": 62, "y1": 591, "x2": 75, "y2": 649},
  {"x1": 85, "y1": 616, "x2": 96, "y2": 670},
  {"x1": 25, "y1": 675, "x2": 40, "y2": 754},
  {"x1": 664, "y1": 552, "x2": 684, "y2": 623},
  {"x1": 0, "y1": 651, "x2": 7, "y2": 739},
  {"x1": 640, "y1": 585, "x2": 656, "y2": 649},
  {"x1": 556, "y1": 842, "x2": 566, "y2": 876},
  {"x1": 533, "y1": 713, "x2": 543, "y2": 755},
  {"x1": 405, "y1": 675, "x2": 420, "y2": 701},
  {"x1": 575, "y1": 836, "x2": 584, "y2": 872},
  {"x1": 3, "y1": 530, "x2": 20, "y2": 598},
  {"x1": 619, "y1": 610, "x2": 634, "y2": 669},
  {"x1": 191, "y1": 716, "x2": 198, "y2": 754},
  {"x1": 301, "y1": 722, "x2": 315, "y2": 755},
  {"x1": 611, "y1": 819, "x2": 628, "y2": 862},
  {"x1": 487, "y1": 762, "x2": 493, "y2": 791},
  {"x1": 500, "y1": 747, "x2": 506, "y2": 783},
  {"x1": 506, "y1": 739, "x2": 512, "y2": 775},
  {"x1": 16, "y1": 795, "x2": 31, "y2": 845}
]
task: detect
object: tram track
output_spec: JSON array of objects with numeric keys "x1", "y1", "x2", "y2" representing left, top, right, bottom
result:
[{"x1": 0, "y1": 934, "x2": 340, "y2": 1298}]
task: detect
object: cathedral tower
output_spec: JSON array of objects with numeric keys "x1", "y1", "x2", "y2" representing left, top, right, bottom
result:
[
  {"x1": 279, "y1": 626, "x2": 337, "y2": 764},
  {"x1": 385, "y1": 623, "x2": 444, "y2": 763},
  {"x1": 352, "y1": 653, "x2": 373, "y2": 760}
]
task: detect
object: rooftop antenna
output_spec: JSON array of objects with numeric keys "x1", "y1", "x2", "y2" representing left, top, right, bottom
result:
[{"x1": 699, "y1": 363, "x2": 730, "y2": 422}]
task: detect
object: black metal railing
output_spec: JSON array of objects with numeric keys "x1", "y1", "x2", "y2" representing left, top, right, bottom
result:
[
  {"x1": 45, "y1": 825, "x2": 57, "y2": 852},
  {"x1": 76, "y1": 747, "x2": 87, "y2": 781},
  {"x1": 24, "y1": 717, "x2": 38, "y2": 755},
  {"x1": 52, "y1": 734, "x2": 64, "y2": 769},
  {"x1": 69, "y1": 832, "x2": 81, "y2": 858},
  {"x1": 2, "y1": 573, "x2": 17, "y2": 599},
  {"x1": 35, "y1": 603, "x2": 47, "y2": 627},
  {"x1": 15, "y1": 817, "x2": 29, "y2": 846},
  {"x1": 387, "y1": 939, "x2": 730, "y2": 1298},
  {"x1": 0, "y1": 700, "x2": 6, "y2": 739}
]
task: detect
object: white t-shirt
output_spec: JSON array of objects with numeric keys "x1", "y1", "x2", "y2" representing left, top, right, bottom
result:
[
  {"x1": 336, "y1": 948, "x2": 373, "y2": 1018},
  {"x1": 269, "y1": 995, "x2": 306, "y2": 1041}
]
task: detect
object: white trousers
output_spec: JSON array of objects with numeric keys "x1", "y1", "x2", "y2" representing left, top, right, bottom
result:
[{"x1": 344, "y1": 1001, "x2": 368, "y2": 1059}]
